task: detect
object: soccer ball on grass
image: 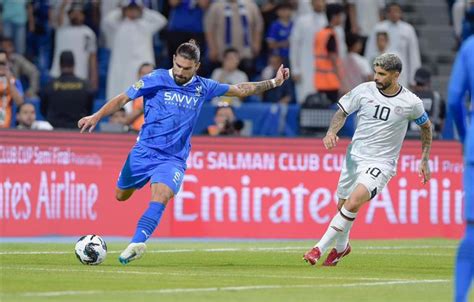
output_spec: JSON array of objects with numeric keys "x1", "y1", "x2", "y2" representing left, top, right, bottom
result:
[{"x1": 75, "y1": 235, "x2": 107, "y2": 265}]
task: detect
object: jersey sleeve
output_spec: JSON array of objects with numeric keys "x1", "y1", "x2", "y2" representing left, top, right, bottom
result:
[
  {"x1": 410, "y1": 97, "x2": 429, "y2": 125},
  {"x1": 125, "y1": 72, "x2": 160, "y2": 100},
  {"x1": 204, "y1": 78, "x2": 230, "y2": 100},
  {"x1": 337, "y1": 85, "x2": 363, "y2": 115}
]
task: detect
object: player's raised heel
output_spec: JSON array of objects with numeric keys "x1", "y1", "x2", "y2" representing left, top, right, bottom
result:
[
  {"x1": 323, "y1": 243, "x2": 351, "y2": 266},
  {"x1": 303, "y1": 247, "x2": 321, "y2": 266},
  {"x1": 119, "y1": 242, "x2": 147, "y2": 265}
]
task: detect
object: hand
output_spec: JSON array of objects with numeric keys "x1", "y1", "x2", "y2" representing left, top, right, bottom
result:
[
  {"x1": 274, "y1": 64, "x2": 290, "y2": 86},
  {"x1": 418, "y1": 159, "x2": 431, "y2": 185},
  {"x1": 323, "y1": 132, "x2": 339, "y2": 150},
  {"x1": 78, "y1": 114, "x2": 100, "y2": 133}
]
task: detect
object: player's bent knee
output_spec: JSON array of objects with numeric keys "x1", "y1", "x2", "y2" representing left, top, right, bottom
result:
[{"x1": 115, "y1": 188, "x2": 134, "y2": 202}]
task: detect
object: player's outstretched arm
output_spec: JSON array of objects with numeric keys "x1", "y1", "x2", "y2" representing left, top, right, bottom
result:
[
  {"x1": 323, "y1": 109, "x2": 347, "y2": 150},
  {"x1": 78, "y1": 93, "x2": 131, "y2": 133},
  {"x1": 418, "y1": 120, "x2": 432, "y2": 184},
  {"x1": 225, "y1": 64, "x2": 290, "y2": 98}
]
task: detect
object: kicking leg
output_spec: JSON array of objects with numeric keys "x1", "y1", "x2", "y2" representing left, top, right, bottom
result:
[
  {"x1": 304, "y1": 185, "x2": 369, "y2": 266},
  {"x1": 119, "y1": 183, "x2": 174, "y2": 265},
  {"x1": 322, "y1": 199, "x2": 353, "y2": 266}
]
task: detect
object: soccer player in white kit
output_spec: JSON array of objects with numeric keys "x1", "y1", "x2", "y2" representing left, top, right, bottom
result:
[{"x1": 303, "y1": 53, "x2": 433, "y2": 266}]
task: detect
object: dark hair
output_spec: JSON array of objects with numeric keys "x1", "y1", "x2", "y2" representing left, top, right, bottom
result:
[
  {"x1": 16, "y1": 102, "x2": 35, "y2": 114},
  {"x1": 223, "y1": 47, "x2": 239, "y2": 57},
  {"x1": 175, "y1": 39, "x2": 201, "y2": 62},
  {"x1": 414, "y1": 67, "x2": 431, "y2": 86},
  {"x1": 0, "y1": 37, "x2": 13, "y2": 44},
  {"x1": 346, "y1": 33, "x2": 362, "y2": 49},
  {"x1": 60, "y1": 51, "x2": 75, "y2": 68},
  {"x1": 326, "y1": 3, "x2": 344, "y2": 22},
  {"x1": 386, "y1": 2, "x2": 402, "y2": 12},
  {"x1": 276, "y1": 2, "x2": 293, "y2": 11},
  {"x1": 376, "y1": 31, "x2": 389, "y2": 39}
]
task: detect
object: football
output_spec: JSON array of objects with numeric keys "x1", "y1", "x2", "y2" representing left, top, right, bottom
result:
[{"x1": 74, "y1": 235, "x2": 107, "y2": 265}]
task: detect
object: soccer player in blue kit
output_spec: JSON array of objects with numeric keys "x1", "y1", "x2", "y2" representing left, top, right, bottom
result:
[
  {"x1": 448, "y1": 36, "x2": 474, "y2": 302},
  {"x1": 78, "y1": 40, "x2": 290, "y2": 264}
]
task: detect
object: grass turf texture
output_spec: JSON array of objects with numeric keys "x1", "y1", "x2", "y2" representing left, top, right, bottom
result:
[{"x1": 0, "y1": 239, "x2": 465, "y2": 302}]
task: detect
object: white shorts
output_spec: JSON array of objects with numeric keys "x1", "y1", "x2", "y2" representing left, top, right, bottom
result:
[{"x1": 336, "y1": 154, "x2": 393, "y2": 200}]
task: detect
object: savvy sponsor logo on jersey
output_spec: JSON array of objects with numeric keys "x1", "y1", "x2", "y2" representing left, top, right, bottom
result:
[{"x1": 164, "y1": 91, "x2": 200, "y2": 109}]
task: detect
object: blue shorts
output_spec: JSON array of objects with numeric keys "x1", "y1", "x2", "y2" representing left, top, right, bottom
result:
[{"x1": 116, "y1": 144, "x2": 186, "y2": 195}]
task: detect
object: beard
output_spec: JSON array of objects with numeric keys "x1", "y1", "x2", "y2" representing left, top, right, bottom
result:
[
  {"x1": 375, "y1": 80, "x2": 391, "y2": 90},
  {"x1": 173, "y1": 73, "x2": 191, "y2": 85}
]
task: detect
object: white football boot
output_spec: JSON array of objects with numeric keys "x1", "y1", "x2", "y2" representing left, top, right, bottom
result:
[{"x1": 119, "y1": 242, "x2": 147, "y2": 265}]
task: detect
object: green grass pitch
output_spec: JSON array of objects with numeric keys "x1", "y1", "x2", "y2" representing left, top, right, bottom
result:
[{"x1": 0, "y1": 239, "x2": 467, "y2": 302}]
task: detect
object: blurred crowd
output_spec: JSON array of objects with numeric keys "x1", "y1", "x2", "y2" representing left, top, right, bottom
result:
[{"x1": 0, "y1": 0, "x2": 472, "y2": 137}]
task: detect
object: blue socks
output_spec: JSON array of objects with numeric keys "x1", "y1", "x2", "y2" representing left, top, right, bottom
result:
[
  {"x1": 131, "y1": 202, "x2": 166, "y2": 243},
  {"x1": 455, "y1": 223, "x2": 474, "y2": 302}
]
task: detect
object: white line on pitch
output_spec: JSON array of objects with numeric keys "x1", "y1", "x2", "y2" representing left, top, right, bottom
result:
[
  {"x1": 0, "y1": 245, "x2": 457, "y2": 255},
  {"x1": 2, "y1": 266, "x2": 408, "y2": 282},
  {"x1": 14, "y1": 279, "x2": 450, "y2": 297}
]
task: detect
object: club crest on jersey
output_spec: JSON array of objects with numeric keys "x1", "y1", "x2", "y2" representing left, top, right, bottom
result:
[
  {"x1": 133, "y1": 80, "x2": 144, "y2": 90},
  {"x1": 195, "y1": 85, "x2": 202, "y2": 97},
  {"x1": 395, "y1": 106, "x2": 404, "y2": 115}
]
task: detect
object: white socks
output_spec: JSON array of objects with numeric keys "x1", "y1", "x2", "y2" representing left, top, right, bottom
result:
[{"x1": 315, "y1": 206, "x2": 357, "y2": 254}]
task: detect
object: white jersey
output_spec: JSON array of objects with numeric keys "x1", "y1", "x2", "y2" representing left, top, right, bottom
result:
[{"x1": 337, "y1": 82, "x2": 427, "y2": 173}]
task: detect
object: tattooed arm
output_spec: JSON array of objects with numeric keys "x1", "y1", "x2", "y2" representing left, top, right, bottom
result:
[
  {"x1": 322, "y1": 109, "x2": 347, "y2": 150},
  {"x1": 225, "y1": 64, "x2": 290, "y2": 98},
  {"x1": 418, "y1": 120, "x2": 433, "y2": 184}
]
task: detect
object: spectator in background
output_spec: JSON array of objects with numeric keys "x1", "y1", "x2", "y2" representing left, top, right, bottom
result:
[
  {"x1": 1, "y1": 0, "x2": 28, "y2": 55},
  {"x1": 109, "y1": 108, "x2": 128, "y2": 125},
  {"x1": 261, "y1": 54, "x2": 292, "y2": 135},
  {"x1": 453, "y1": 0, "x2": 474, "y2": 45},
  {"x1": 0, "y1": 48, "x2": 24, "y2": 128},
  {"x1": 26, "y1": 0, "x2": 53, "y2": 86},
  {"x1": 409, "y1": 67, "x2": 445, "y2": 139},
  {"x1": 211, "y1": 48, "x2": 249, "y2": 105},
  {"x1": 125, "y1": 62, "x2": 155, "y2": 132},
  {"x1": 1, "y1": 37, "x2": 40, "y2": 98},
  {"x1": 166, "y1": 0, "x2": 209, "y2": 65},
  {"x1": 266, "y1": 3, "x2": 293, "y2": 65},
  {"x1": 313, "y1": 3, "x2": 344, "y2": 103},
  {"x1": 203, "y1": 103, "x2": 243, "y2": 136},
  {"x1": 100, "y1": 108, "x2": 130, "y2": 133},
  {"x1": 50, "y1": 3, "x2": 98, "y2": 91},
  {"x1": 40, "y1": 51, "x2": 94, "y2": 129},
  {"x1": 205, "y1": 0, "x2": 264, "y2": 77},
  {"x1": 101, "y1": 0, "x2": 167, "y2": 109},
  {"x1": 368, "y1": 31, "x2": 389, "y2": 63},
  {"x1": 290, "y1": 0, "x2": 327, "y2": 104},
  {"x1": 261, "y1": 54, "x2": 292, "y2": 104},
  {"x1": 16, "y1": 102, "x2": 53, "y2": 130},
  {"x1": 365, "y1": 2, "x2": 421, "y2": 87},
  {"x1": 342, "y1": 33, "x2": 372, "y2": 91},
  {"x1": 347, "y1": 0, "x2": 384, "y2": 45}
]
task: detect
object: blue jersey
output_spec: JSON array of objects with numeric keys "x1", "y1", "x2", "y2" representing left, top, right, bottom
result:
[
  {"x1": 266, "y1": 20, "x2": 293, "y2": 58},
  {"x1": 448, "y1": 36, "x2": 474, "y2": 222},
  {"x1": 125, "y1": 69, "x2": 229, "y2": 161}
]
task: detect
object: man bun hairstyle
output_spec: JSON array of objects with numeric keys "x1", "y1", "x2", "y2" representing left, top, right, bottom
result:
[{"x1": 176, "y1": 39, "x2": 201, "y2": 62}]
